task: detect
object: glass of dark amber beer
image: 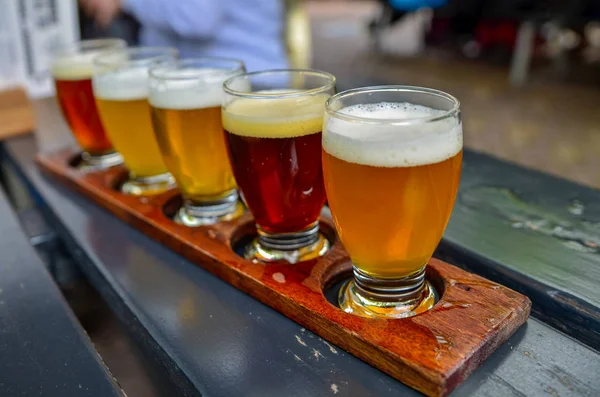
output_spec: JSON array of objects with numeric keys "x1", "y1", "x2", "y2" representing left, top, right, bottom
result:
[
  {"x1": 323, "y1": 86, "x2": 463, "y2": 318},
  {"x1": 51, "y1": 39, "x2": 125, "y2": 170},
  {"x1": 149, "y1": 58, "x2": 246, "y2": 226},
  {"x1": 222, "y1": 70, "x2": 336, "y2": 263}
]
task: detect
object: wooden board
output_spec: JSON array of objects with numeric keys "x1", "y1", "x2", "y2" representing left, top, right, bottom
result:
[
  {"x1": 0, "y1": 88, "x2": 35, "y2": 140},
  {"x1": 4, "y1": 134, "x2": 597, "y2": 397},
  {"x1": 36, "y1": 148, "x2": 531, "y2": 397}
]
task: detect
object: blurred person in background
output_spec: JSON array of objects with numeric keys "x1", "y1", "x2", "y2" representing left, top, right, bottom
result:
[
  {"x1": 79, "y1": 0, "x2": 289, "y2": 71},
  {"x1": 370, "y1": 0, "x2": 448, "y2": 33},
  {"x1": 369, "y1": 0, "x2": 448, "y2": 54}
]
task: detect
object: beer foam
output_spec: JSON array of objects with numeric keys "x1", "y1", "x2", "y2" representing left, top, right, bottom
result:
[
  {"x1": 51, "y1": 52, "x2": 101, "y2": 80},
  {"x1": 92, "y1": 68, "x2": 150, "y2": 101},
  {"x1": 222, "y1": 92, "x2": 329, "y2": 138},
  {"x1": 323, "y1": 102, "x2": 462, "y2": 167},
  {"x1": 149, "y1": 69, "x2": 236, "y2": 110}
]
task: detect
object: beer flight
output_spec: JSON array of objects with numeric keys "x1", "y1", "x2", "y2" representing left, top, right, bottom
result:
[{"x1": 51, "y1": 39, "x2": 463, "y2": 319}]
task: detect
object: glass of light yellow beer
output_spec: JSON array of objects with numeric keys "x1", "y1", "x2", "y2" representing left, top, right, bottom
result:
[
  {"x1": 148, "y1": 58, "x2": 246, "y2": 226},
  {"x1": 51, "y1": 39, "x2": 126, "y2": 170},
  {"x1": 322, "y1": 86, "x2": 463, "y2": 318},
  {"x1": 92, "y1": 47, "x2": 178, "y2": 195}
]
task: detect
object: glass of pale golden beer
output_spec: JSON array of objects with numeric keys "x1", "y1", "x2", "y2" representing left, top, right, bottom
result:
[
  {"x1": 323, "y1": 86, "x2": 463, "y2": 318},
  {"x1": 222, "y1": 70, "x2": 336, "y2": 263},
  {"x1": 148, "y1": 58, "x2": 246, "y2": 226},
  {"x1": 92, "y1": 47, "x2": 178, "y2": 195},
  {"x1": 51, "y1": 39, "x2": 126, "y2": 170}
]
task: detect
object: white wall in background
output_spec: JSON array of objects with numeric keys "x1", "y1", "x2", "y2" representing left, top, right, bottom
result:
[{"x1": 0, "y1": 0, "x2": 79, "y2": 98}]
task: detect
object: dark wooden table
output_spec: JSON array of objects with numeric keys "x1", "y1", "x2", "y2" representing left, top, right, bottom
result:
[
  {"x1": 1, "y1": 98, "x2": 599, "y2": 396},
  {"x1": 438, "y1": 151, "x2": 600, "y2": 349},
  {"x1": 0, "y1": 166, "x2": 122, "y2": 396}
]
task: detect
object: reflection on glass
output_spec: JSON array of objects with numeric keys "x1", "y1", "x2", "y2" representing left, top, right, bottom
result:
[
  {"x1": 93, "y1": 47, "x2": 178, "y2": 195},
  {"x1": 51, "y1": 39, "x2": 126, "y2": 170},
  {"x1": 323, "y1": 86, "x2": 463, "y2": 318},
  {"x1": 222, "y1": 70, "x2": 336, "y2": 263},
  {"x1": 149, "y1": 58, "x2": 246, "y2": 225}
]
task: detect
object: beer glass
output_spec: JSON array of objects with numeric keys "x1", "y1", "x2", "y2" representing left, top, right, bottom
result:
[
  {"x1": 322, "y1": 86, "x2": 462, "y2": 318},
  {"x1": 149, "y1": 58, "x2": 246, "y2": 226},
  {"x1": 93, "y1": 47, "x2": 178, "y2": 195},
  {"x1": 222, "y1": 70, "x2": 336, "y2": 263},
  {"x1": 51, "y1": 39, "x2": 125, "y2": 170}
]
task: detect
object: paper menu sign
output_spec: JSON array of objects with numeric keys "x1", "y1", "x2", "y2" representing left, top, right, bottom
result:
[{"x1": 0, "y1": 0, "x2": 79, "y2": 98}]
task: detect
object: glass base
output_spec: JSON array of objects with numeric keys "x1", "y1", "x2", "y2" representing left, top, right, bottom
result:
[
  {"x1": 77, "y1": 151, "x2": 123, "y2": 172},
  {"x1": 120, "y1": 172, "x2": 176, "y2": 196},
  {"x1": 174, "y1": 194, "x2": 245, "y2": 227},
  {"x1": 244, "y1": 222, "x2": 330, "y2": 264},
  {"x1": 338, "y1": 267, "x2": 436, "y2": 318}
]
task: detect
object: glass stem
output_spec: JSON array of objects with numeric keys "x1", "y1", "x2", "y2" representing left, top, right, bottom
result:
[
  {"x1": 184, "y1": 190, "x2": 239, "y2": 218},
  {"x1": 257, "y1": 222, "x2": 320, "y2": 251},
  {"x1": 353, "y1": 266, "x2": 426, "y2": 303},
  {"x1": 246, "y1": 221, "x2": 329, "y2": 263}
]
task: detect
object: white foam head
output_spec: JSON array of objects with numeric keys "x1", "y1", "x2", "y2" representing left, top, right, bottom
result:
[
  {"x1": 149, "y1": 68, "x2": 238, "y2": 110},
  {"x1": 51, "y1": 40, "x2": 125, "y2": 81},
  {"x1": 323, "y1": 102, "x2": 462, "y2": 167},
  {"x1": 93, "y1": 67, "x2": 149, "y2": 101},
  {"x1": 51, "y1": 51, "x2": 101, "y2": 80},
  {"x1": 222, "y1": 92, "x2": 329, "y2": 138}
]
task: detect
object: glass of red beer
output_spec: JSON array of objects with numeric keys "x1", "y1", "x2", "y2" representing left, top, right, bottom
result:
[
  {"x1": 222, "y1": 70, "x2": 336, "y2": 263},
  {"x1": 51, "y1": 39, "x2": 125, "y2": 170}
]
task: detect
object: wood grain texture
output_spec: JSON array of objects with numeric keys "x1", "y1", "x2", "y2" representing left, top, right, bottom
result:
[
  {"x1": 3, "y1": 135, "x2": 596, "y2": 397},
  {"x1": 5, "y1": 132, "x2": 596, "y2": 397},
  {"x1": 37, "y1": 148, "x2": 531, "y2": 397},
  {"x1": 438, "y1": 150, "x2": 600, "y2": 350},
  {"x1": 0, "y1": 88, "x2": 35, "y2": 140}
]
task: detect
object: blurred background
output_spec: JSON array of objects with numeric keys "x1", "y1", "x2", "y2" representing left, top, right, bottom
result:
[
  {"x1": 2, "y1": 0, "x2": 599, "y2": 395},
  {"x1": 4, "y1": 0, "x2": 599, "y2": 188},
  {"x1": 76, "y1": 0, "x2": 600, "y2": 189},
  {"x1": 304, "y1": 0, "x2": 600, "y2": 189}
]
